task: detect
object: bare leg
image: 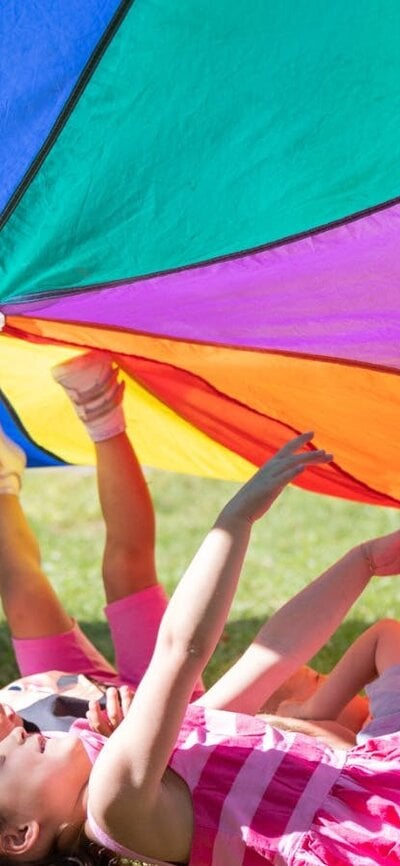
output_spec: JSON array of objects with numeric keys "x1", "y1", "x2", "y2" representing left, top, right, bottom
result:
[
  {"x1": 94, "y1": 433, "x2": 157, "y2": 603},
  {"x1": 51, "y1": 354, "x2": 173, "y2": 688},
  {"x1": 278, "y1": 618, "x2": 400, "y2": 723},
  {"x1": 52, "y1": 353, "x2": 158, "y2": 604},
  {"x1": 0, "y1": 494, "x2": 72, "y2": 638},
  {"x1": 259, "y1": 665, "x2": 323, "y2": 712}
]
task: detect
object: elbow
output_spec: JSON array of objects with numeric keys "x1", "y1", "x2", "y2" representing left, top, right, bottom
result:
[{"x1": 157, "y1": 625, "x2": 210, "y2": 669}]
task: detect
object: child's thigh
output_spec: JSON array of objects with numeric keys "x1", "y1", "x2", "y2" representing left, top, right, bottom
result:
[
  {"x1": 106, "y1": 586, "x2": 204, "y2": 697},
  {"x1": 105, "y1": 586, "x2": 168, "y2": 687}
]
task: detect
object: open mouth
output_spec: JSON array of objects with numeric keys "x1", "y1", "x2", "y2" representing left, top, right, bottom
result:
[{"x1": 38, "y1": 735, "x2": 46, "y2": 753}]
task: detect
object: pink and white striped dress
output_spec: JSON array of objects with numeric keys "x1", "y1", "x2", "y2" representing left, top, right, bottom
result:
[{"x1": 86, "y1": 704, "x2": 400, "y2": 865}]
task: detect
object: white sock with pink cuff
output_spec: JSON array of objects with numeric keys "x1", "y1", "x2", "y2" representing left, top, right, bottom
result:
[{"x1": 52, "y1": 352, "x2": 126, "y2": 443}]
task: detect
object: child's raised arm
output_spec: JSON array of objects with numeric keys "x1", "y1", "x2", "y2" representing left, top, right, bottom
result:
[{"x1": 87, "y1": 433, "x2": 331, "y2": 858}]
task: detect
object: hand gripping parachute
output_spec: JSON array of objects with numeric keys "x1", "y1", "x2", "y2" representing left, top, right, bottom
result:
[{"x1": 1, "y1": 0, "x2": 399, "y2": 505}]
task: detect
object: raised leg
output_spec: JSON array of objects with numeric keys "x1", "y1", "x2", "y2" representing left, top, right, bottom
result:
[
  {"x1": 52, "y1": 353, "x2": 207, "y2": 694},
  {"x1": 52, "y1": 352, "x2": 158, "y2": 603},
  {"x1": 0, "y1": 429, "x2": 72, "y2": 638},
  {"x1": 281, "y1": 618, "x2": 400, "y2": 722},
  {"x1": 94, "y1": 433, "x2": 157, "y2": 603}
]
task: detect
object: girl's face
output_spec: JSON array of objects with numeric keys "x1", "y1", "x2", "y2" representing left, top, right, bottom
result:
[{"x1": 0, "y1": 727, "x2": 91, "y2": 856}]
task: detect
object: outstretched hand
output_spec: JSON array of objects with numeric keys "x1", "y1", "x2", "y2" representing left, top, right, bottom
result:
[{"x1": 220, "y1": 432, "x2": 332, "y2": 526}]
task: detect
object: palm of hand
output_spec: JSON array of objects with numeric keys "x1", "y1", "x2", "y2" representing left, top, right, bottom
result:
[{"x1": 226, "y1": 432, "x2": 332, "y2": 525}]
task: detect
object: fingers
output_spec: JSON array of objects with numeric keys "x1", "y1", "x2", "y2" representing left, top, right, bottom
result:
[
  {"x1": 255, "y1": 457, "x2": 324, "y2": 496},
  {"x1": 288, "y1": 451, "x2": 333, "y2": 476},
  {"x1": 252, "y1": 432, "x2": 332, "y2": 484},
  {"x1": 119, "y1": 684, "x2": 134, "y2": 716},
  {"x1": 275, "y1": 433, "x2": 332, "y2": 466},
  {"x1": 105, "y1": 686, "x2": 123, "y2": 730},
  {"x1": 260, "y1": 445, "x2": 332, "y2": 483},
  {"x1": 86, "y1": 699, "x2": 112, "y2": 736},
  {"x1": 274, "y1": 431, "x2": 333, "y2": 465},
  {"x1": 277, "y1": 431, "x2": 314, "y2": 456},
  {"x1": 220, "y1": 432, "x2": 333, "y2": 526},
  {"x1": 86, "y1": 685, "x2": 135, "y2": 736}
]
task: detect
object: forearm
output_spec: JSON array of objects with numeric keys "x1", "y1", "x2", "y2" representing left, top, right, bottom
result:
[
  {"x1": 201, "y1": 545, "x2": 372, "y2": 713},
  {"x1": 157, "y1": 434, "x2": 331, "y2": 669},
  {"x1": 256, "y1": 545, "x2": 371, "y2": 662},
  {"x1": 157, "y1": 512, "x2": 251, "y2": 668}
]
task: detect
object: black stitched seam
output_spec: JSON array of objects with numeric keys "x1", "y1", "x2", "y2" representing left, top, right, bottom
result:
[
  {"x1": 4, "y1": 317, "x2": 400, "y2": 379},
  {"x1": 5, "y1": 191, "x2": 400, "y2": 304},
  {"x1": 0, "y1": 0, "x2": 134, "y2": 230}
]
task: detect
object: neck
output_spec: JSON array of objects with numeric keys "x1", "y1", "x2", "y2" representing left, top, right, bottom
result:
[{"x1": 58, "y1": 780, "x2": 89, "y2": 852}]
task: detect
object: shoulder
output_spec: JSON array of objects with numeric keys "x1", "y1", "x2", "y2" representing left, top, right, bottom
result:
[{"x1": 87, "y1": 766, "x2": 193, "y2": 864}]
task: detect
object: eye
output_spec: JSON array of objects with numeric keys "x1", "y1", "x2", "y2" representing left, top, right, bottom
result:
[{"x1": 0, "y1": 756, "x2": 5, "y2": 768}]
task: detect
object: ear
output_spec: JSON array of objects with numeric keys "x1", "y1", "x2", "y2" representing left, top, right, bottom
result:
[{"x1": 0, "y1": 820, "x2": 40, "y2": 856}]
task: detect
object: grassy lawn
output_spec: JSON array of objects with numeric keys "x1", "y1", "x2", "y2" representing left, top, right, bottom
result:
[{"x1": 1, "y1": 465, "x2": 398, "y2": 689}]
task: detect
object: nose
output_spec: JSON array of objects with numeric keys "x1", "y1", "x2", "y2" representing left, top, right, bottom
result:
[{"x1": 11, "y1": 726, "x2": 26, "y2": 745}]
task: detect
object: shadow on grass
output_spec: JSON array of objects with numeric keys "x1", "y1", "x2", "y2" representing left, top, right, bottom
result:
[{"x1": 0, "y1": 615, "x2": 381, "y2": 691}]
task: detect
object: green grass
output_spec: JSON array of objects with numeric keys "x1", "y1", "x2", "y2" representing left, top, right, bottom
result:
[{"x1": 1, "y1": 466, "x2": 398, "y2": 689}]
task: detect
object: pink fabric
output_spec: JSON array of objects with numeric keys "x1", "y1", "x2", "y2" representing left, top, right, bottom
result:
[
  {"x1": 13, "y1": 587, "x2": 168, "y2": 683},
  {"x1": 13, "y1": 585, "x2": 204, "y2": 695},
  {"x1": 85, "y1": 703, "x2": 400, "y2": 865},
  {"x1": 105, "y1": 583, "x2": 204, "y2": 695},
  {"x1": 169, "y1": 705, "x2": 400, "y2": 866},
  {"x1": 33, "y1": 726, "x2": 106, "y2": 768},
  {"x1": 74, "y1": 725, "x2": 107, "y2": 766},
  {"x1": 13, "y1": 618, "x2": 117, "y2": 680},
  {"x1": 105, "y1": 584, "x2": 168, "y2": 686}
]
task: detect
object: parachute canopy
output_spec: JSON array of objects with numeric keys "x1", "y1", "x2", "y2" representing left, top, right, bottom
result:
[{"x1": 1, "y1": 0, "x2": 399, "y2": 506}]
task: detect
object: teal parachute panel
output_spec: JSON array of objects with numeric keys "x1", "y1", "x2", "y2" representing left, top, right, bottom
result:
[{"x1": 0, "y1": 1, "x2": 399, "y2": 504}]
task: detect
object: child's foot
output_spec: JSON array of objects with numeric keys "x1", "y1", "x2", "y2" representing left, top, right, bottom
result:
[
  {"x1": 52, "y1": 351, "x2": 126, "y2": 442},
  {"x1": 0, "y1": 426, "x2": 26, "y2": 495},
  {"x1": 362, "y1": 530, "x2": 400, "y2": 577}
]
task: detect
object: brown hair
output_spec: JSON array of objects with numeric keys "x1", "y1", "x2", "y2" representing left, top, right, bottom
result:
[{"x1": 0, "y1": 841, "x2": 121, "y2": 866}]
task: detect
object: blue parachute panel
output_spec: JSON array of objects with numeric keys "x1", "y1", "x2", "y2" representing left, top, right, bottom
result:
[{"x1": 1, "y1": 0, "x2": 122, "y2": 212}]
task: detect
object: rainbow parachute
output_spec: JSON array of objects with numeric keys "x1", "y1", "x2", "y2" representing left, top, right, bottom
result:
[{"x1": 1, "y1": 1, "x2": 399, "y2": 506}]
